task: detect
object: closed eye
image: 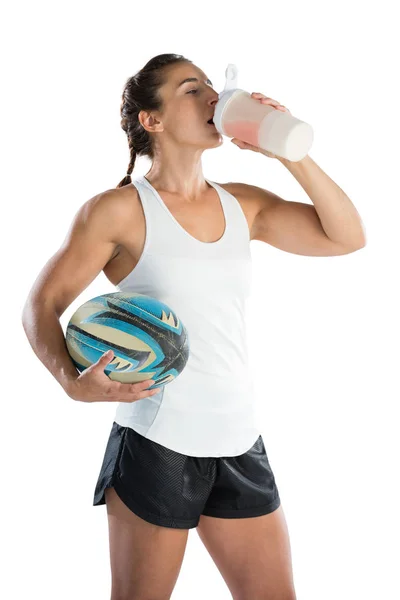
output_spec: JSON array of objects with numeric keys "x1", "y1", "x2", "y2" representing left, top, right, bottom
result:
[{"x1": 187, "y1": 89, "x2": 198, "y2": 94}]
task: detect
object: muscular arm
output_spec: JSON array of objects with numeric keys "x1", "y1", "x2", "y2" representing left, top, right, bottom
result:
[{"x1": 21, "y1": 189, "x2": 135, "y2": 395}]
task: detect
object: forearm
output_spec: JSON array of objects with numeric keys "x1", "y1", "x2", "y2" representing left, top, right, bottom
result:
[
  {"x1": 278, "y1": 154, "x2": 366, "y2": 247},
  {"x1": 22, "y1": 298, "x2": 79, "y2": 398}
]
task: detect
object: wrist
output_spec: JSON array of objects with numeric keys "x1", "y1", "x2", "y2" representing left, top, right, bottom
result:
[
  {"x1": 277, "y1": 156, "x2": 293, "y2": 167},
  {"x1": 278, "y1": 154, "x2": 311, "y2": 169},
  {"x1": 62, "y1": 375, "x2": 80, "y2": 399}
]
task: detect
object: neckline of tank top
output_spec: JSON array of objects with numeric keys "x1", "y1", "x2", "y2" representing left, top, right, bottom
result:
[{"x1": 136, "y1": 175, "x2": 228, "y2": 246}]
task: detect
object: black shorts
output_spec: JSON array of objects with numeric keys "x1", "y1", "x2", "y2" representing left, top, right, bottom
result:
[{"x1": 93, "y1": 421, "x2": 281, "y2": 529}]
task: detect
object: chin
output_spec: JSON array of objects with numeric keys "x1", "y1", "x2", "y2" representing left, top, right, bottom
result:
[{"x1": 206, "y1": 132, "x2": 223, "y2": 147}]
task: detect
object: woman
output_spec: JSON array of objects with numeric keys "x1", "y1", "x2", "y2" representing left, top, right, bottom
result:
[{"x1": 22, "y1": 53, "x2": 366, "y2": 600}]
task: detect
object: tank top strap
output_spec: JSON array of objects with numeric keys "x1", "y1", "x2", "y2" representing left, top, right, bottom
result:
[
  {"x1": 205, "y1": 180, "x2": 251, "y2": 247},
  {"x1": 131, "y1": 175, "x2": 250, "y2": 258}
]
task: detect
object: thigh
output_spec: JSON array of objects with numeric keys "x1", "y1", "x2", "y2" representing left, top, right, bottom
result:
[
  {"x1": 105, "y1": 487, "x2": 189, "y2": 600},
  {"x1": 197, "y1": 505, "x2": 296, "y2": 600},
  {"x1": 197, "y1": 435, "x2": 296, "y2": 599}
]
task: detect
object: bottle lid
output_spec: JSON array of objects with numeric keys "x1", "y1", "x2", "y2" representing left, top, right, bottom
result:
[
  {"x1": 214, "y1": 64, "x2": 242, "y2": 135},
  {"x1": 219, "y1": 63, "x2": 239, "y2": 99}
]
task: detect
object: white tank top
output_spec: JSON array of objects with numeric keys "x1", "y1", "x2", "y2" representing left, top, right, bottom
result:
[{"x1": 114, "y1": 175, "x2": 261, "y2": 457}]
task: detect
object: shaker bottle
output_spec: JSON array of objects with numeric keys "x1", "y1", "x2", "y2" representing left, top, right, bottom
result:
[{"x1": 213, "y1": 64, "x2": 314, "y2": 162}]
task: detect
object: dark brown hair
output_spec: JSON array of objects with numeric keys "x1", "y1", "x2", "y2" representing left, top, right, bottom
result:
[{"x1": 116, "y1": 53, "x2": 192, "y2": 188}]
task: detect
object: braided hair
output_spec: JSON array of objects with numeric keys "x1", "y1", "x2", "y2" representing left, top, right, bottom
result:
[{"x1": 117, "y1": 53, "x2": 192, "y2": 188}]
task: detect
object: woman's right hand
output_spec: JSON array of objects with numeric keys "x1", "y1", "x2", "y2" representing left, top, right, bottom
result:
[{"x1": 67, "y1": 350, "x2": 160, "y2": 403}]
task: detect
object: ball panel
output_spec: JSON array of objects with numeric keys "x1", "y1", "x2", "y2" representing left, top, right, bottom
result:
[{"x1": 65, "y1": 292, "x2": 189, "y2": 385}]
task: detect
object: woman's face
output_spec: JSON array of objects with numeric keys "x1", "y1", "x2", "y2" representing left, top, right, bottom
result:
[{"x1": 145, "y1": 63, "x2": 223, "y2": 149}]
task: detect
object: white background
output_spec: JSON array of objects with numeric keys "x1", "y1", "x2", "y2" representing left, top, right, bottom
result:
[{"x1": 3, "y1": 0, "x2": 399, "y2": 598}]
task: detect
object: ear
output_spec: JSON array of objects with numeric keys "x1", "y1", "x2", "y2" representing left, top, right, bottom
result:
[{"x1": 139, "y1": 110, "x2": 164, "y2": 133}]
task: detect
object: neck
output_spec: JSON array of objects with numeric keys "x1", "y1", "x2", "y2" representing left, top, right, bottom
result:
[{"x1": 145, "y1": 159, "x2": 210, "y2": 200}]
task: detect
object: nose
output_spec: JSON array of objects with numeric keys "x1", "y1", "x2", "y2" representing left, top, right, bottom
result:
[
  {"x1": 209, "y1": 93, "x2": 219, "y2": 108},
  {"x1": 207, "y1": 88, "x2": 219, "y2": 114}
]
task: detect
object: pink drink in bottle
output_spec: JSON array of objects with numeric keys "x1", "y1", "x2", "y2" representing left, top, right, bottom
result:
[{"x1": 213, "y1": 64, "x2": 314, "y2": 162}]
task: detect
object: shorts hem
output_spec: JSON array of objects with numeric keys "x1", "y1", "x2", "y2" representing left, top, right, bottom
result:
[
  {"x1": 111, "y1": 479, "x2": 199, "y2": 530},
  {"x1": 201, "y1": 495, "x2": 281, "y2": 519}
]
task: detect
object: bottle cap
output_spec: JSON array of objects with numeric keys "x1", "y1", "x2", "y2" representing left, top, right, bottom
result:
[
  {"x1": 219, "y1": 64, "x2": 239, "y2": 99},
  {"x1": 213, "y1": 63, "x2": 243, "y2": 136}
]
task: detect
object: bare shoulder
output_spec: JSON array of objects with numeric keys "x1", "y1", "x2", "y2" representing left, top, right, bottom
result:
[
  {"x1": 90, "y1": 183, "x2": 139, "y2": 217},
  {"x1": 217, "y1": 181, "x2": 285, "y2": 240},
  {"x1": 218, "y1": 181, "x2": 278, "y2": 211},
  {"x1": 216, "y1": 182, "x2": 251, "y2": 204},
  {"x1": 87, "y1": 184, "x2": 140, "y2": 232},
  {"x1": 83, "y1": 184, "x2": 140, "y2": 258},
  {"x1": 217, "y1": 181, "x2": 272, "y2": 221}
]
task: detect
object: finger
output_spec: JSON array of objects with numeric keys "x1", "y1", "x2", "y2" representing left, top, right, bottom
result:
[
  {"x1": 98, "y1": 349, "x2": 114, "y2": 366},
  {"x1": 252, "y1": 92, "x2": 279, "y2": 103},
  {"x1": 232, "y1": 139, "x2": 247, "y2": 149},
  {"x1": 110, "y1": 379, "x2": 159, "y2": 403},
  {"x1": 121, "y1": 386, "x2": 161, "y2": 403},
  {"x1": 252, "y1": 93, "x2": 286, "y2": 110},
  {"x1": 132, "y1": 379, "x2": 155, "y2": 391},
  {"x1": 114, "y1": 379, "x2": 155, "y2": 395},
  {"x1": 262, "y1": 101, "x2": 291, "y2": 113},
  {"x1": 260, "y1": 98, "x2": 281, "y2": 107}
]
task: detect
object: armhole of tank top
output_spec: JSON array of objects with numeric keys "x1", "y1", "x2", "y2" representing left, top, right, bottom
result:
[
  {"x1": 116, "y1": 180, "x2": 151, "y2": 288},
  {"x1": 214, "y1": 182, "x2": 251, "y2": 245}
]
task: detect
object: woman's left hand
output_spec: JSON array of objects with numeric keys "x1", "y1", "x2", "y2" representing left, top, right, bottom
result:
[{"x1": 230, "y1": 92, "x2": 291, "y2": 160}]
